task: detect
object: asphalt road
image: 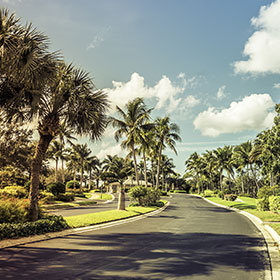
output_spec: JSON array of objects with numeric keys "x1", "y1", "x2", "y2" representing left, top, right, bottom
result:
[
  {"x1": 0, "y1": 194, "x2": 271, "y2": 279},
  {"x1": 48, "y1": 196, "x2": 119, "y2": 217}
]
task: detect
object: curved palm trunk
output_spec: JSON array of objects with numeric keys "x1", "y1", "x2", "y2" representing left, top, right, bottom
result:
[
  {"x1": 155, "y1": 142, "x2": 163, "y2": 190},
  {"x1": 29, "y1": 134, "x2": 54, "y2": 221},
  {"x1": 118, "y1": 184, "x2": 126, "y2": 210}
]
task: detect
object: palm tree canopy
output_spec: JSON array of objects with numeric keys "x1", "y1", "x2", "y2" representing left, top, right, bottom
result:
[{"x1": 155, "y1": 116, "x2": 181, "y2": 154}]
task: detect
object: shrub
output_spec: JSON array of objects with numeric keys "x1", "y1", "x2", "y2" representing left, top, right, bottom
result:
[
  {"x1": 218, "y1": 191, "x2": 224, "y2": 199},
  {"x1": 46, "y1": 182, "x2": 66, "y2": 196},
  {"x1": 129, "y1": 186, "x2": 161, "y2": 206},
  {"x1": 257, "y1": 186, "x2": 279, "y2": 211},
  {"x1": 269, "y1": 196, "x2": 280, "y2": 213},
  {"x1": 0, "y1": 215, "x2": 69, "y2": 240},
  {"x1": 56, "y1": 192, "x2": 75, "y2": 202},
  {"x1": 0, "y1": 186, "x2": 28, "y2": 199},
  {"x1": 0, "y1": 198, "x2": 30, "y2": 223},
  {"x1": 257, "y1": 198, "x2": 269, "y2": 211},
  {"x1": 160, "y1": 191, "x2": 168, "y2": 196},
  {"x1": 39, "y1": 191, "x2": 56, "y2": 204},
  {"x1": 224, "y1": 194, "x2": 237, "y2": 201},
  {"x1": 65, "y1": 180, "x2": 80, "y2": 190},
  {"x1": 203, "y1": 190, "x2": 215, "y2": 198},
  {"x1": 24, "y1": 181, "x2": 44, "y2": 192}
]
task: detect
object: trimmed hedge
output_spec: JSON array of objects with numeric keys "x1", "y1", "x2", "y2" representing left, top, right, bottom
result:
[{"x1": 0, "y1": 215, "x2": 69, "y2": 240}]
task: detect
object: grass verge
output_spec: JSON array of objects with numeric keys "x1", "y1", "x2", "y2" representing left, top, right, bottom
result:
[
  {"x1": 65, "y1": 205, "x2": 161, "y2": 228},
  {"x1": 205, "y1": 196, "x2": 280, "y2": 235},
  {"x1": 96, "y1": 193, "x2": 113, "y2": 200}
]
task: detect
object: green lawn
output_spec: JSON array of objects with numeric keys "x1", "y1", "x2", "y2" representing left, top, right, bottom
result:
[
  {"x1": 65, "y1": 205, "x2": 158, "y2": 228},
  {"x1": 97, "y1": 193, "x2": 113, "y2": 200},
  {"x1": 205, "y1": 196, "x2": 280, "y2": 235}
]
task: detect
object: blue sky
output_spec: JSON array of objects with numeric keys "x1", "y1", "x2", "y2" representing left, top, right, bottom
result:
[{"x1": 4, "y1": 0, "x2": 280, "y2": 174}]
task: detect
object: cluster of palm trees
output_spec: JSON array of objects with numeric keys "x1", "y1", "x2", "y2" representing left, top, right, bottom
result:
[
  {"x1": 185, "y1": 105, "x2": 280, "y2": 197},
  {"x1": 0, "y1": 9, "x2": 108, "y2": 220},
  {"x1": 0, "y1": 9, "x2": 183, "y2": 219},
  {"x1": 110, "y1": 97, "x2": 181, "y2": 190}
]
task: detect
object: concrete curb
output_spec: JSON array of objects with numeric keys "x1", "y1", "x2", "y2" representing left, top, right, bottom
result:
[
  {"x1": 196, "y1": 195, "x2": 280, "y2": 280},
  {"x1": 0, "y1": 201, "x2": 169, "y2": 250}
]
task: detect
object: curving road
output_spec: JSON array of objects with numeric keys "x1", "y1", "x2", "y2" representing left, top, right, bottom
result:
[{"x1": 0, "y1": 194, "x2": 271, "y2": 279}]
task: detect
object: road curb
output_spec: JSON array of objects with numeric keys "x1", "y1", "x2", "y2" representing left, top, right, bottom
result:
[
  {"x1": 195, "y1": 195, "x2": 280, "y2": 280},
  {"x1": 0, "y1": 201, "x2": 169, "y2": 250}
]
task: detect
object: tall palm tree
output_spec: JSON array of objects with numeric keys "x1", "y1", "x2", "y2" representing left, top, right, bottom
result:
[
  {"x1": 154, "y1": 116, "x2": 181, "y2": 189},
  {"x1": 74, "y1": 144, "x2": 92, "y2": 191},
  {"x1": 85, "y1": 155, "x2": 99, "y2": 189},
  {"x1": 110, "y1": 98, "x2": 152, "y2": 186},
  {"x1": 213, "y1": 146, "x2": 235, "y2": 190},
  {"x1": 48, "y1": 140, "x2": 63, "y2": 181},
  {"x1": 0, "y1": 10, "x2": 109, "y2": 220},
  {"x1": 104, "y1": 156, "x2": 132, "y2": 210}
]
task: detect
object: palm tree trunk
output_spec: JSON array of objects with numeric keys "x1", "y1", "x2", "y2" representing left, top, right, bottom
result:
[
  {"x1": 80, "y1": 162, "x2": 84, "y2": 192},
  {"x1": 29, "y1": 134, "x2": 53, "y2": 221},
  {"x1": 132, "y1": 145, "x2": 139, "y2": 185},
  {"x1": 117, "y1": 185, "x2": 125, "y2": 210},
  {"x1": 61, "y1": 158, "x2": 65, "y2": 183},
  {"x1": 155, "y1": 143, "x2": 163, "y2": 190},
  {"x1": 143, "y1": 152, "x2": 148, "y2": 188},
  {"x1": 55, "y1": 159, "x2": 58, "y2": 182},
  {"x1": 151, "y1": 161, "x2": 155, "y2": 187}
]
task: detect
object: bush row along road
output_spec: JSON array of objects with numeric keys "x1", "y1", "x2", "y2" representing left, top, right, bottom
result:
[{"x1": 0, "y1": 194, "x2": 270, "y2": 279}]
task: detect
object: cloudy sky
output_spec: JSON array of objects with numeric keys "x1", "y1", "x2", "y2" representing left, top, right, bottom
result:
[{"x1": 4, "y1": 0, "x2": 280, "y2": 174}]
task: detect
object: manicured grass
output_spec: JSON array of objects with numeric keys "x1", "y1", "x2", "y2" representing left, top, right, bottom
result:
[
  {"x1": 269, "y1": 223, "x2": 280, "y2": 233},
  {"x1": 205, "y1": 196, "x2": 280, "y2": 235},
  {"x1": 65, "y1": 205, "x2": 157, "y2": 228},
  {"x1": 97, "y1": 193, "x2": 113, "y2": 200}
]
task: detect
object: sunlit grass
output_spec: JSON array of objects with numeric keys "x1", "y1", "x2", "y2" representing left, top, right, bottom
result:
[
  {"x1": 65, "y1": 205, "x2": 157, "y2": 228},
  {"x1": 205, "y1": 196, "x2": 280, "y2": 235}
]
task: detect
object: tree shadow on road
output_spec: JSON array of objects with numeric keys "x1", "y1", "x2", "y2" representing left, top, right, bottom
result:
[{"x1": 0, "y1": 230, "x2": 269, "y2": 280}]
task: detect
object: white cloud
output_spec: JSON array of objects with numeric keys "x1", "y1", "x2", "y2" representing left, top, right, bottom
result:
[
  {"x1": 181, "y1": 95, "x2": 200, "y2": 109},
  {"x1": 234, "y1": 0, "x2": 280, "y2": 74},
  {"x1": 86, "y1": 26, "x2": 111, "y2": 50},
  {"x1": 194, "y1": 94, "x2": 275, "y2": 137},
  {"x1": 96, "y1": 143, "x2": 124, "y2": 159},
  {"x1": 274, "y1": 83, "x2": 280, "y2": 88},
  {"x1": 216, "y1": 85, "x2": 226, "y2": 100},
  {"x1": 105, "y1": 72, "x2": 200, "y2": 113}
]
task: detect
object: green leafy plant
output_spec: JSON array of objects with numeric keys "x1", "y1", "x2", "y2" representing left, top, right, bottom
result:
[
  {"x1": 0, "y1": 215, "x2": 69, "y2": 240},
  {"x1": 129, "y1": 186, "x2": 161, "y2": 206},
  {"x1": 269, "y1": 196, "x2": 280, "y2": 213},
  {"x1": 65, "y1": 180, "x2": 80, "y2": 190},
  {"x1": 46, "y1": 182, "x2": 66, "y2": 196},
  {"x1": 0, "y1": 186, "x2": 27, "y2": 199}
]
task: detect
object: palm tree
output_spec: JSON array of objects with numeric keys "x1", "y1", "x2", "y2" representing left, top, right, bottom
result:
[
  {"x1": 154, "y1": 116, "x2": 181, "y2": 189},
  {"x1": 48, "y1": 140, "x2": 63, "y2": 181},
  {"x1": 213, "y1": 146, "x2": 235, "y2": 190},
  {"x1": 66, "y1": 150, "x2": 80, "y2": 188},
  {"x1": 85, "y1": 155, "x2": 99, "y2": 189},
  {"x1": 110, "y1": 98, "x2": 152, "y2": 186},
  {"x1": 0, "y1": 11, "x2": 109, "y2": 220},
  {"x1": 138, "y1": 127, "x2": 155, "y2": 187},
  {"x1": 74, "y1": 144, "x2": 92, "y2": 191},
  {"x1": 104, "y1": 156, "x2": 132, "y2": 210}
]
